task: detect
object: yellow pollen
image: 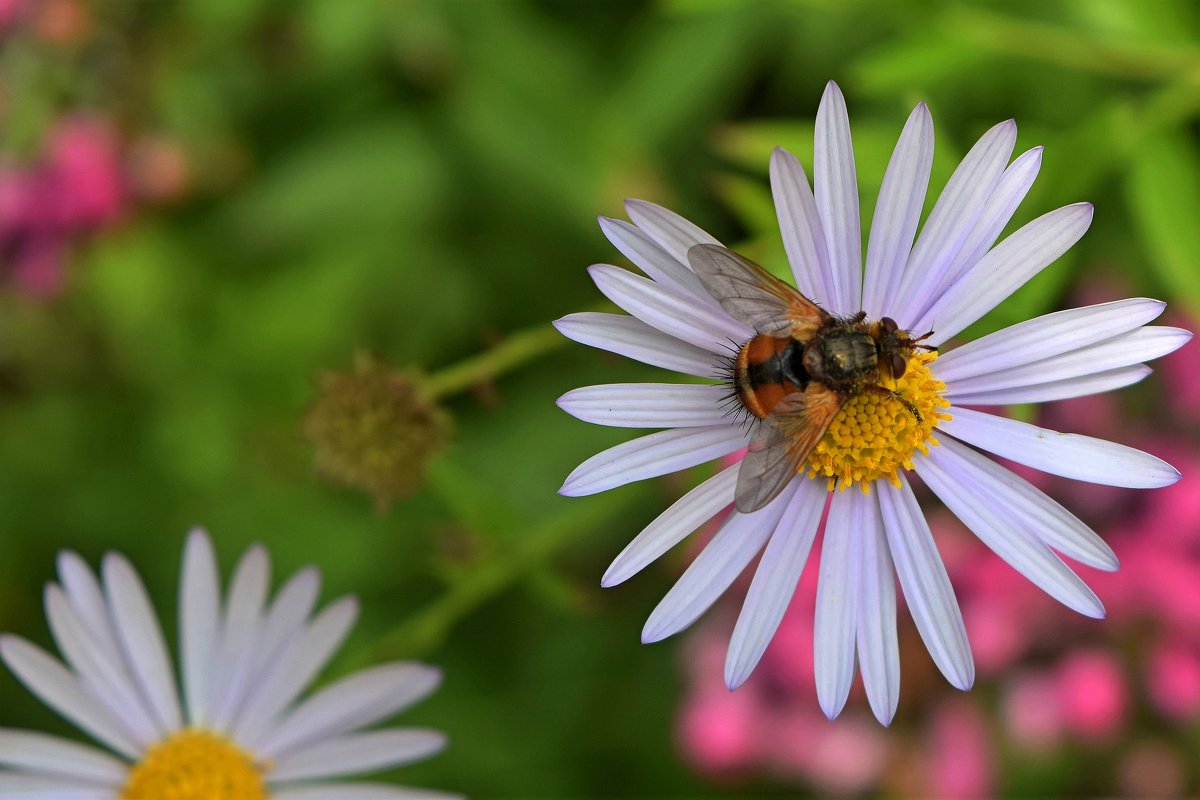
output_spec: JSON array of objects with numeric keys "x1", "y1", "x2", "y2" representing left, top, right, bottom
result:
[
  {"x1": 805, "y1": 351, "x2": 951, "y2": 492},
  {"x1": 119, "y1": 729, "x2": 268, "y2": 800}
]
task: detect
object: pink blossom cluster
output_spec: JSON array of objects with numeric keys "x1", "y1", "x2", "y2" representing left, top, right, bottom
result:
[
  {"x1": 677, "y1": 316, "x2": 1199, "y2": 798},
  {"x1": 0, "y1": 115, "x2": 124, "y2": 296}
]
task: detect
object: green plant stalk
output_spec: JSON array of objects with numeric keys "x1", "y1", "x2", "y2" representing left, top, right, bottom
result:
[
  {"x1": 424, "y1": 322, "x2": 567, "y2": 400},
  {"x1": 423, "y1": 302, "x2": 617, "y2": 400},
  {"x1": 371, "y1": 488, "x2": 636, "y2": 660}
]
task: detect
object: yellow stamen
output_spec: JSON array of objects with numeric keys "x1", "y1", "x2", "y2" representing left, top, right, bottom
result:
[
  {"x1": 805, "y1": 351, "x2": 951, "y2": 492},
  {"x1": 119, "y1": 729, "x2": 268, "y2": 800}
]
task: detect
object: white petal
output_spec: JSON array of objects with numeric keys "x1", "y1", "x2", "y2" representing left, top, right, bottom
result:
[
  {"x1": 813, "y1": 491, "x2": 863, "y2": 719},
  {"x1": 180, "y1": 528, "x2": 220, "y2": 728},
  {"x1": 101, "y1": 554, "x2": 182, "y2": 735},
  {"x1": 768, "y1": 145, "x2": 835, "y2": 309},
  {"x1": 231, "y1": 597, "x2": 359, "y2": 750},
  {"x1": 599, "y1": 216, "x2": 713, "y2": 301},
  {"x1": 52, "y1": 555, "x2": 160, "y2": 745},
  {"x1": 940, "y1": 147, "x2": 1043, "y2": 287},
  {"x1": 273, "y1": 783, "x2": 462, "y2": 800},
  {"x1": 559, "y1": 424, "x2": 749, "y2": 497},
  {"x1": 0, "y1": 773, "x2": 114, "y2": 800},
  {"x1": 917, "y1": 446, "x2": 1105, "y2": 617},
  {"x1": 927, "y1": 437, "x2": 1117, "y2": 570},
  {"x1": 724, "y1": 478, "x2": 827, "y2": 689},
  {"x1": 248, "y1": 567, "x2": 322, "y2": 689},
  {"x1": 602, "y1": 463, "x2": 738, "y2": 588},
  {"x1": 55, "y1": 554, "x2": 124, "y2": 685},
  {"x1": 624, "y1": 199, "x2": 721, "y2": 266},
  {"x1": 813, "y1": 81, "x2": 862, "y2": 315},
  {"x1": 946, "y1": 365, "x2": 1152, "y2": 406},
  {"x1": 770, "y1": 147, "x2": 836, "y2": 308},
  {"x1": 895, "y1": 120, "x2": 1017, "y2": 323},
  {"x1": 944, "y1": 326, "x2": 1190, "y2": 396},
  {"x1": 0, "y1": 636, "x2": 141, "y2": 759},
  {"x1": 44, "y1": 586, "x2": 161, "y2": 747},
  {"x1": 554, "y1": 312, "x2": 725, "y2": 379},
  {"x1": 270, "y1": 729, "x2": 446, "y2": 782},
  {"x1": 876, "y1": 477, "x2": 974, "y2": 690},
  {"x1": 557, "y1": 383, "x2": 729, "y2": 429},
  {"x1": 935, "y1": 298, "x2": 1167, "y2": 383},
  {"x1": 641, "y1": 482, "x2": 795, "y2": 643},
  {"x1": 856, "y1": 495, "x2": 900, "y2": 726},
  {"x1": 589, "y1": 264, "x2": 751, "y2": 353},
  {"x1": 916, "y1": 203, "x2": 1094, "y2": 345},
  {"x1": 863, "y1": 102, "x2": 933, "y2": 318},
  {"x1": 257, "y1": 663, "x2": 441, "y2": 760},
  {"x1": 0, "y1": 729, "x2": 127, "y2": 783},
  {"x1": 941, "y1": 407, "x2": 1181, "y2": 488},
  {"x1": 209, "y1": 545, "x2": 270, "y2": 732}
]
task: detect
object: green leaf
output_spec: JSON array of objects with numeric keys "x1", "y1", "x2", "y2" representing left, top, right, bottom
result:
[{"x1": 1126, "y1": 127, "x2": 1200, "y2": 313}]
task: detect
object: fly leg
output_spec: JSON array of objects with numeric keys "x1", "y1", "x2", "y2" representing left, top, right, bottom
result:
[{"x1": 865, "y1": 383, "x2": 922, "y2": 423}]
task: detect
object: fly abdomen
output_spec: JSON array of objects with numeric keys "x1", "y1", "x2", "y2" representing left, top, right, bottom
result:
[{"x1": 733, "y1": 335, "x2": 810, "y2": 419}]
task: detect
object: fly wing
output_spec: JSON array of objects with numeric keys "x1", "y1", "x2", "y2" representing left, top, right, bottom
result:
[
  {"x1": 735, "y1": 383, "x2": 845, "y2": 513},
  {"x1": 687, "y1": 243, "x2": 827, "y2": 338}
]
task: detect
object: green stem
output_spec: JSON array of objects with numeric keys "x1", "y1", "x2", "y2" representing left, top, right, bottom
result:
[
  {"x1": 424, "y1": 322, "x2": 567, "y2": 399},
  {"x1": 370, "y1": 488, "x2": 635, "y2": 660}
]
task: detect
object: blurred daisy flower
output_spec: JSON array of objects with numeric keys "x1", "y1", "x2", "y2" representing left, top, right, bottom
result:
[
  {"x1": 556, "y1": 81, "x2": 1191, "y2": 724},
  {"x1": 0, "y1": 529, "x2": 456, "y2": 800}
]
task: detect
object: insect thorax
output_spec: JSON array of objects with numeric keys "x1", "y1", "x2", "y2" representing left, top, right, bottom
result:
[{"x1": 803, "y1": 327, "x2": 878, "y2": 389}]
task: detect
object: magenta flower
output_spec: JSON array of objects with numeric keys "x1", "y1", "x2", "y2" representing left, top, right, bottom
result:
[{"x1": 0, "y1": 114, "x2": 124, "y2": 296}]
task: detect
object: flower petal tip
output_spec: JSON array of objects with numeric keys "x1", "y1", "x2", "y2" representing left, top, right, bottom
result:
[
  {"x1": 1160, "y1": 464, "x2": 1183, "y2": 486},
  {"x1": 599, "y1": 564, "x2": 626, "y2": 588},
  {"x1": 952, "y1": 671, "x2": 976, "y2": 692},
  {"x1": 819, "y1": 702, "x2": 844, "y2": 722},
  {"x1": 723, "y1": 668, "x2": 749, "y2": 692},
  {"x1": 639, "y1": 627, "x2": 662, "y2": 645},
  {"x1": 870, "y1": 705, "x2": 897, "y2": 727},
  {"x1": 623, "y1": 198, "x2": 652, "y2": 217}
]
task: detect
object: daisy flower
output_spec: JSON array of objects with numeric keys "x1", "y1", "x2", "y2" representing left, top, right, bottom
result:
[
  {"x1": 0, "y1": 528, "x2": 455, "y2": 800},
  {"x1": 555, "y1": 81, "x2": 1191, "y2": 725}
]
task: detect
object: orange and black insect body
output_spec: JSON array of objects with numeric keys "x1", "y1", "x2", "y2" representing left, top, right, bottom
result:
[
  {"x1": 730, "y1": 313, "x2": 925, "y2": 425},
  {"x1": 688, "y1": 243, "x2": 935, "y2": 511},
  {"x1": 732, "y1": 335, "x2": 810, "y2": 419}
]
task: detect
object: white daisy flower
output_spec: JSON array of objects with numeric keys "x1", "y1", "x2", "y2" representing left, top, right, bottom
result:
[
  {"x1": 556, "y1": 81, "x2": 1191, "y2": 725},
  {"x1": 0, "y1": 528, "x2": 456, "y2": 800}
]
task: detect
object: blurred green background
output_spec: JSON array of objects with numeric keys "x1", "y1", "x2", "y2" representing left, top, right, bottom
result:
[{"x1": 1, "y1": 1, "x2": 1199, "y2": 797}]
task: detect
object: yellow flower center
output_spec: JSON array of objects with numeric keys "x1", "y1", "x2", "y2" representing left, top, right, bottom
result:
[
  {"x1": 805, "y1": 351, "x2": 950, "y2": 492},
  {"x1": 119, "y1": 729, "x2": 268, "y2": 800}
]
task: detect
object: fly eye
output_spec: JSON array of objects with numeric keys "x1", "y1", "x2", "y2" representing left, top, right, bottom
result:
[
  {"x1": 891, "y1": 353, "x2": 907, "y2": 379},
  {"x1": 881, "y1": 316, "x2": 898, "y2": 333}
]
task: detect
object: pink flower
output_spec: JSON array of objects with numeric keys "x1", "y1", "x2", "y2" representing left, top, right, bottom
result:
[
  {"x1": 0, "y1": 0, "x2": 25, "y2": 32},
  {"x1": 678, "y1": 683, "x2": 758, "y2": 774},
  {"x1": 0, "y1": 113, "x2": 124, "y2": 295},
  {"x1": 1004, "y1": 672, "x2": 1065, "y2": 752},
  {"x1": 1146, "y1": 640, "x2": 1200, "y2": 722},
  {"x1": 770, "y1": 713, "x2": 890, "y2": 795},
  {"x1": 47, "y1": 116, "x2": 123, "y2": 227},
  {"x1": 924, "y1": 699, "x2": 995, "y2": 800},
  {"x1": 1055, "y1": 649, "x2": 1128, "y2": 742},
  {"x1": 1159, "y1": 313, "x2": 1200, "y2": 416}
]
